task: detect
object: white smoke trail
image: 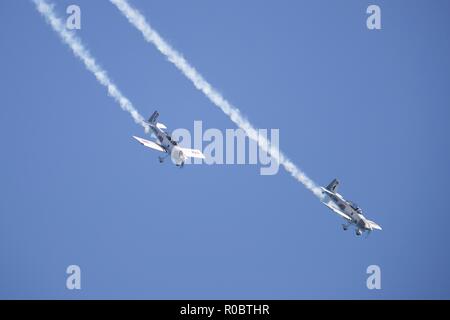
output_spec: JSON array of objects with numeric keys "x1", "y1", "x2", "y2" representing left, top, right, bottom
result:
[
  {"x1": 33, "y1": 0, "x2": 147, "y2": 130},
  {"x1": 110, "y1": 0, "x2": 324, "y2": 198}
]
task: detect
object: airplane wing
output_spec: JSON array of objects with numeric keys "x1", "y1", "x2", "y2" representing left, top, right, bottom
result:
[
  {"x1": 133, "y1": 136, "x2": 165, "y2": 153},
  {"x1": 367, "y1": 220, "x2": 382, "y2": 230},
  {"x1": 322, "y1": 201, "x2": 352, "y2": 222},
  {"x1": 180, "y1": 148, "x2": 205, "y2": 159}
]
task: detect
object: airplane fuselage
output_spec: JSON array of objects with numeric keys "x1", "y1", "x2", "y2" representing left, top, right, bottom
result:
[
  {"x1": 149, "y1": 124, "x2": 185, "y2": 166},
  {"x1": 134, "y1": 111, "x2": 205, "y2": 167},
  {"x1": 320, "y1": 179, "x2": 381, "y2": 236},
  {"x1": 325, "y1": 192, "x2": 371, "y2": 233}
]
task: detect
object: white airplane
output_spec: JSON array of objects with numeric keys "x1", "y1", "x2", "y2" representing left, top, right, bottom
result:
[
  {"x1": 321, "y1": 179, "x2": 382, "y2": 236},
  {"x1": 133, "y1": 111, "x2": 205, "y2": 167}
]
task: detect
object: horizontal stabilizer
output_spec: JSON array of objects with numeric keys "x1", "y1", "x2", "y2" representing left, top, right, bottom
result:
[
  {"x1": 156, "y1": 122, "x2": 167, "y2": 130},
  {"x1": 133, "y1": 136, "x2": 165, "y2": 153}
]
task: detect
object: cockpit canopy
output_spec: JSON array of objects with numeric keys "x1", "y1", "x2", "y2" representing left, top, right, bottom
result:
[
  {"x1": 167, "y1": 135, "x2": 178, "y2": 146},
  {"x1": 349, "y1": 201, "x2": 363, "y2": 213}
]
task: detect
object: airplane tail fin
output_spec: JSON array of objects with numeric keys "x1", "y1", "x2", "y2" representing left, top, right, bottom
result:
[
  {"x1": 325, "y1": 178, "x2": 339, "y2": 193},
  {"x1": 148, "y1": 111, "x2": 159, "y2": 125}
]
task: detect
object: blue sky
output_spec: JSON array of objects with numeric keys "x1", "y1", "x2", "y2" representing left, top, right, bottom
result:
[{"x1": 1, "y1": 0, "x2": 449, "y2": 299}]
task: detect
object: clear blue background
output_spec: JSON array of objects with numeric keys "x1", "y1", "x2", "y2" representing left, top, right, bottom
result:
[{"x1": 0, "y1": 0, "x2": 449, "y2": 299}]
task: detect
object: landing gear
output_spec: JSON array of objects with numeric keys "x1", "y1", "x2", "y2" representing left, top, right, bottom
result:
[
  {"x1": 176, "y1": 161, "x2": 185, "y2": 168},
  {"x1": 355, "y1": 229, "x2": 362, "y2": 236},
  {"x1": 342, "y1": 224, "x2": 349, "y2": 231}
]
